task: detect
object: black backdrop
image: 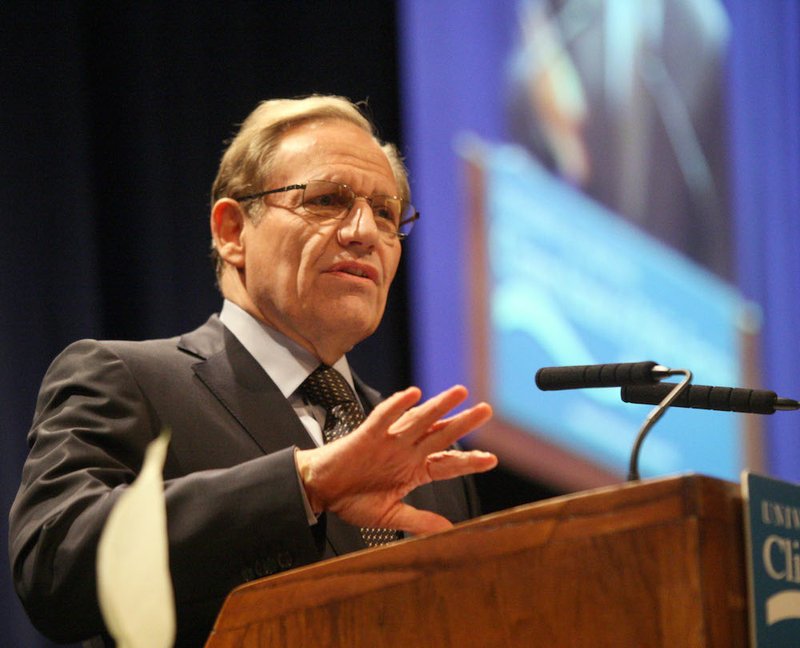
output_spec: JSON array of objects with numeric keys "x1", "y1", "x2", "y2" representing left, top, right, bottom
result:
[{"x1": 1, "y1": 3, "x2": 554, "y2": 645}]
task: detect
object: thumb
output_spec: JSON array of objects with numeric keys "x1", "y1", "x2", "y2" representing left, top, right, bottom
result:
[{"x1": 386, "y1": 503, "x2": 454, "y2": 536}]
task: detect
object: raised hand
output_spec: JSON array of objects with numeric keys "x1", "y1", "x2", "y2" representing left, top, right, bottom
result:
[{"x1": 295, "y1": 385, "x2": 495, "y2": 536}]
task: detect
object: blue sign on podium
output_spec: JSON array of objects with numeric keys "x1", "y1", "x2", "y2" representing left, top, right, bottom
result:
[{"x1": 743, "y1": 472, "x2": 800, "y2": 647}]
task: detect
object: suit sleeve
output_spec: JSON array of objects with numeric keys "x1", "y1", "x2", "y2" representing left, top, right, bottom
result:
[{"x1": 9, "y1": 340, "x2": 323, "y2": 645}]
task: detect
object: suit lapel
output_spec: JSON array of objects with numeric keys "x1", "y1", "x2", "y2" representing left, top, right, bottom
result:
[{"x1": 182, "y1": 317, "x2": 315, "y2": 454}]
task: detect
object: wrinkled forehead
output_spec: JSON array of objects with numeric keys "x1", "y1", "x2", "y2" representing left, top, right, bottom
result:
[{"x1": 270, "y1": 120, "x2": 398, "y2": 194}]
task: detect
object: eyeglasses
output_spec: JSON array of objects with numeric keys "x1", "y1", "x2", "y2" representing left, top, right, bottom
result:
[{"x1": 234, "y1": 179, "x2": 419, "y2": 240}]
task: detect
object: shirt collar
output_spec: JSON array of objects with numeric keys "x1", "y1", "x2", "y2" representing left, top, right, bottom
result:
[{"x1": 219, "y1": 299, "x2": 356, "y2": 399}]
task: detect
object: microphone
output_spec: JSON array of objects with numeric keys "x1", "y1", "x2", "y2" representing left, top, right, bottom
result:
[
  {"x1": 621, "y1": 383, "x2": 800, "y2": 415},
  {"x1": 535, "y1": 361, "x2": 671, "y2": 391},
  {"x1": 533, "y1": 361, "x2": 693, "y2": 482}
]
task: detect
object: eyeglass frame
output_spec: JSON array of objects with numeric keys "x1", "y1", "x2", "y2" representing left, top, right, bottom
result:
[{"x1": 233, "y1": 180, "x2": 420, "y2": 241}]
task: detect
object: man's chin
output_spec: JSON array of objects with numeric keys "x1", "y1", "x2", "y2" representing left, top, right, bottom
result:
[{"x1": 318, "y1": 303, "x2": 382, "y2": 342}]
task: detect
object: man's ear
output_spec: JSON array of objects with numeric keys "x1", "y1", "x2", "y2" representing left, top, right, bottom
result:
[{"x1": 211, "y1": 199, "x2": 247, "y2": 269}]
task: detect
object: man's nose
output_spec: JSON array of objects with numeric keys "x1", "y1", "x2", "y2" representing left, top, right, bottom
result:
[{"x1": 337, "y1": 197, "x2": 380, "y2": 247}]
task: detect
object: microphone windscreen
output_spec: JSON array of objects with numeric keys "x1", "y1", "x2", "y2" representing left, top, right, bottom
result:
[
  {"x1": 535, "y1": 361, "x2": 659, "y2": 391},
  {"x1": 621, "y1": 383, "x2": 778, "y2": 414}
]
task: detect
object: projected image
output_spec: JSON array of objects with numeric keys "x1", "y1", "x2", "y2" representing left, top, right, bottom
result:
[
  {"x1": 401, "y1": 0, "x2": 761, "y2": 488},
  {"x1": 467, "y1": 0, "x2": 751, "y2": 484},
  {"x1": 506, "y1": 0, "x2": 731, "y2": 278},
  {"x1": 470, "y1": 143, "x2": 750, "y2": 481}
]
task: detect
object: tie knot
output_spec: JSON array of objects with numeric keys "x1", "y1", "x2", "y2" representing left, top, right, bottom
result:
[{"x1": 301, "y1": 365, "x2": 357, "y2": 410}]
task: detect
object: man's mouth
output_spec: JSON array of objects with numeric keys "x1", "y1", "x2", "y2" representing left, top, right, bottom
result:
[
  {"x1": 341, "y1": 267, "x2": 369, "y2": 278},
  {"x1": 328, "y1": 261, "x2": 378, "y2": 283}
]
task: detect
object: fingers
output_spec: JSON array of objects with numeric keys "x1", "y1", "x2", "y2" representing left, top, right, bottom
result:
[
  {"x1": 362, "y1": 386, "x2": 423, "y2": 432},
  {"x1": 425, "y1": 449, "x2": 498, "y2": 481},
  {"x1": 385, "y1": 385, "x2": 470, "y2": 440},
  {"x1": 416, "y1": 402, "x2": 493, "y2": 455},
  {"x1": 360, "y1": 384, "x2": 470, "y2": 445},
  {"x1": 367, "y1": 385, "x2": 492, "y2": 456}
]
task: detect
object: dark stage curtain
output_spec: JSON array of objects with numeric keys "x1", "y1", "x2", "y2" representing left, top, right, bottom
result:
[{"x1": 0, "y1": 2, "x2": 408, "y2": 644}]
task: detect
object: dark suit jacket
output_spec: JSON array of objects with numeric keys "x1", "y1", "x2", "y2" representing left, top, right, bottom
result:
[{"x1": 9, "y1": 316, "x2": 479, "y2": 647}]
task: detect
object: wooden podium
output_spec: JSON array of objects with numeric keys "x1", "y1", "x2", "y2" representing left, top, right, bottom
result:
[{"x1": 205, "y1": 474, "x2": 748, "y2": 647}]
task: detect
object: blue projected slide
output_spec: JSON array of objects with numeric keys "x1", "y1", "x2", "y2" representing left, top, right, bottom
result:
[{"x1": 479, "y1": 143, "x2": 751, "y2": 480}]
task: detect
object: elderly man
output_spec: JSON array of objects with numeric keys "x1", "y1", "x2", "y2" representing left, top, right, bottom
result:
[{"x1": 9, "y1": 95, "x2": 496, "y2": 646}]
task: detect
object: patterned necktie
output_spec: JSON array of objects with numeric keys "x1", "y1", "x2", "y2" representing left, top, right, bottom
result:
[{"x1": 301, "y1": 365, "x2": 398, "y2": 547}]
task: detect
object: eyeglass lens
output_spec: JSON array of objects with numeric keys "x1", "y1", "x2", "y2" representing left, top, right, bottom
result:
[{"x1": 302, "y1": 180, "x2": 412, "y2": 236}]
